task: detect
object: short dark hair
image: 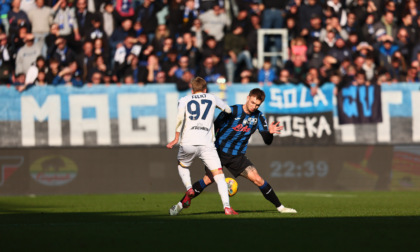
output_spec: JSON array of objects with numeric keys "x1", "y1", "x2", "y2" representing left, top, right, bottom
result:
[{"x1": 249, "y1": 88, "x2": 265, "y2": 102}]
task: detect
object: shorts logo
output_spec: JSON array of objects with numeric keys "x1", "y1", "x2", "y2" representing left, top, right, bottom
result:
[
  {"x1": 30, "y1": 155, "x2": 78, "y2": 186},
  {"x1": 0, "y1": 156, "x2": 24, "y2": 186}
]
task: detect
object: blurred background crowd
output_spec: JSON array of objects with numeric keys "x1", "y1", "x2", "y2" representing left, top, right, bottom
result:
[{"x1": 0, "y1": 0, "x2": 419, "y2": 93}]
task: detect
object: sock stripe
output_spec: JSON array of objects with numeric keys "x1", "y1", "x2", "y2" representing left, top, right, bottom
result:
[
  {"x1": 199, "y1": 179, "x2": 207, "y2": 189},
  {"x1": 259, "y1": 181, "x2": 268, "y2": 190}
]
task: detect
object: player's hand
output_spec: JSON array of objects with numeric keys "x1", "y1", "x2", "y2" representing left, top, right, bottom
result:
[
  {"x1": 269, "y1": 122, "x2": 283, "y2": 134},
  {"x1": 166, "y1": 139, "x2": 178, "y2": 149}
]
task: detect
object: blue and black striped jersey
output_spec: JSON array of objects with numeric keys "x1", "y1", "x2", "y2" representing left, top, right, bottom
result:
[{"x1": 215, "y1": 104, "x2": 270, "y2": 155}]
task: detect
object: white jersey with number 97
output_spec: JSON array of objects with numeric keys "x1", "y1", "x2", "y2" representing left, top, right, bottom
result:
[{"x1": 177, "y1": 93, "x2": 230, "y2": 146}]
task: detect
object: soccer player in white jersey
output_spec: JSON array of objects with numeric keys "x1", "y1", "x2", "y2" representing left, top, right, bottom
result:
[{"x1": 167, "y1": 77, "x2": 238, "y2": 215}]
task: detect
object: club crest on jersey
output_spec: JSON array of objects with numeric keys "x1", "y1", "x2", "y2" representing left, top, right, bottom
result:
[{"x1": 243, "y1": 117, "x2": 257, "y2": 125}]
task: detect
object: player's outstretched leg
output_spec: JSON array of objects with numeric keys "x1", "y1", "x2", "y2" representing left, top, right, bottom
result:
[
  {"x1": 258, "y1": 181, "x2": 297, "y2": 213},
  {"x1": 246, "y1": 167, "x2": 297, "y2": 214},
  {"x1": 211, "y1": 170, "x2": 238, "y2": 215},
  {"x1": 169, "y1": 178, "x2": 211, "y2": 216}
]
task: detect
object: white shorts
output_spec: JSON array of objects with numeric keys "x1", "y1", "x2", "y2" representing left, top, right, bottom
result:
[{"x1": 177, "y1": 145, "x2": 222, "y2": 171}]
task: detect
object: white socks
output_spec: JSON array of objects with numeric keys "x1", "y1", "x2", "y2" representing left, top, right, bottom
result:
[
  {"x1": 213, "y1": 173, "x2": 230, "y2": 208},
  {"x1": 178, "y1": 165, "x2": 192, "y2": 190}
]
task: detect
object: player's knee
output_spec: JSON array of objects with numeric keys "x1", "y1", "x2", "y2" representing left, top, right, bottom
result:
[{"x1": 253, "y1": 177, "x2": 265, "y2": 187}]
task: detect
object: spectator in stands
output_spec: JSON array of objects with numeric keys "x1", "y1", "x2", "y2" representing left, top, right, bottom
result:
[
  {"x1": 405, "y1": 0, "x2": 419, "y2": 20},
  {"x1": 89, "y1": 71, "x2": 103, "y2": 85},
  {"x1": 362, "y1": 55, "x2": 376, "y2": 81},
  {"x1": 89, "y1": 55, "x2": 108, "y2": 80},
  {"x1": 305, "y1": 67, "x2": 321, "y2": 96},
  {"x1": 34, "y1": 68, "x2": 47, "y2": 85},
  {"x1": 343, "y1": 12, "x2": 360, "y2": 36},
  {"x1": 28, "y1": 0, "x2": 60, "y2": 43},
  {"x1": 197, "y1": 55, "x2": 224, "y2": 83},
  {"x1": 77, "y1": 40, "x2": 95, "y2": 82},
  {"x1": 45, "y1": 23, "x2": 60, "y2": 58},
  {"x1": 320, "y1": 16, "x2": 349, "y2": 42},
  {"x1": 110, "y1": 18, "x2": 134, "y2": 52},
  {"x1": 400, "y1": 12, "x2": 417, "y2": 45},
  {"x1": 52, "y1": 66, "x2": 83, "y2": 86},
  {"x1": 388, "y1": 54, "x2": 405, "y2": 82},
  {"x1": 151, "y1": 24, "x2": 170, "y2": 52},
  {"x1": 395, "y1": 27, "x2": 412, "y2": 63},
  {"x1": 12, "y1": 72, "x2": 25, "y2": 86},
  {"x1": 190, "y1": 18, "x2": 204, "y2": 50},
  {"x1": 54, "y1": 0, "x2": 81, "y2": 43},
  {"x1": 238, "y1": 69, "x2": 255, "y2": 84},
  {"x1": 285, "y1": 16, "x2": 300, "y2": 43},
  {"x1": 326, "y1": 0, "x2": 347, "y2": 26},
  {"x1": 246, "y1": 13, "x2": 260, "y2": 59},
  {"x1": 93, "y1": 38, "x2": 109, "y2": 64},
  {"x1": 86, "y1": 13, "x2": 108, "y2": 43},
  {"x1": 167, "y1": 0, "x2": 190, "y2": 37},
  {"x1": 0, "y1": 33, "x2": 11, "y2": 84},
  {"x1": 8, "y1": 0, "x2": 31, "y2": 42},
  {"x1": 301, "y1": 13, "x2": 323, "y2": 43},
  {"x1": 45, "y1": 58, "x2": 60, "y2": 83},
  {"x1": 135, "y1": 0, "x2": 164, "y2": 41},
  {"x1": 115, "y1": 0, "x2": 135, "y2": 22},
  {"x1": 231, "y1": 8, "x2": 252, "y2": 37},
  {"x1": 274, "y1": 68, "x2": 293, "y2": 85},
  {"x1": 361, "y1": 14, "x2": 377, "y2": 44},
  {"x1": 374, "y1": 11, "x2": 398, "y2": 39},
  {"x1": 199, "y1": 5, "x2": 230, "y2": 42},
  {"x1": 155, "y1": 70, "x2": 166, "y2": 84},
  {"x1": 224, "y1": 25, "x2": 253, "y2": 83},
  {"x1": 161, "y1": 48, "x2": 178, "y2": 82},
  {"x1": 299, "y1": 0, "x2": 323, "y2": 31},
  {"x1": 319, "y1": 55, "x2": 338, "y2": 84},
  {"x1": 102, "y1": 2, "x2": 116, "y2": 38},
  {"x1": 307, "y1": 39, "x2": 325, "y2": 69},
  {"x1": 174, "y1": 55, "x2": 195, "y2": 80},
  {"x1": 175, "y1": 70, "x2": 193, "y2": 91},
  {"x1": 113, "y1": 35, "x2": 141, "y2": 80},
  {"x1": 0, "y1": 0, "x2": 11, "y2": 35},
  {"x1": 15, "y1": 33, "x2": 43, "y2": 75},
  {"x1": 143, "y1": 54, "x2": 161, "y2": 84},
  {"x1": 75, "y1": 0, "x2": 94, "y2": 40},
  {"x1": 329, "y1": 37, "x2": 353, "y2": 63},
  {"x1": 258, "y1": 60, "x2": 275, "y2": 86},
  {"x1": 178, "y1": 32, "x2": 199, "y2": 69},
  {"x1": 52, "y1": 36, "x2": 76, "y2": 67},
  {"x1": 156, "y1": 37, "x2": 174, "y2": 64},
  {"x1": 201, "y1": 36, "x2": 223, "y2": 61},
  {"x1": 378, "y1": 35, "x2": 399, "y2": 70}
]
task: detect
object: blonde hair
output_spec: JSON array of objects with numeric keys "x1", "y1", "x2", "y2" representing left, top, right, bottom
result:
[{"x1": 191, "y1": 77, "x2": 207, "y2": 92}]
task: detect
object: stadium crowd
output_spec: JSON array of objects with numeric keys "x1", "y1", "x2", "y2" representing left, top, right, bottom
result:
[{"x1": 0, "y1": 0, "x2": 419, "y2": 93}]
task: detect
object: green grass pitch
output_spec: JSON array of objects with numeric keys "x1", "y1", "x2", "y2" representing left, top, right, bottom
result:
[{"x1": 1, "y1": 191, "x2": 420, "y2": 251}]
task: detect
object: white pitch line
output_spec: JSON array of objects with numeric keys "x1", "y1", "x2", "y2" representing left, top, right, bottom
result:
[{"x1": 303, "y1": 193, "x2": 356, "y2": 198}]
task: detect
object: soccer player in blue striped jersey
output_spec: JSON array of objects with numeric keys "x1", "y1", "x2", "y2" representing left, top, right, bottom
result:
[{"x1": 169, "y1": 88, "x2": 297, "y2": 215}]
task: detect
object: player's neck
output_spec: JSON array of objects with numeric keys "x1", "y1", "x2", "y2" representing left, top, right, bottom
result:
[{"x1": 242, "y1": 104, "x2": 251, "y2": 115}]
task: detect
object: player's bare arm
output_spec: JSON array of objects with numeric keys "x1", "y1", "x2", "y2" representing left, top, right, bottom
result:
[
  {"x1": 167, "y1": 132, "x2": 180, "y2": 149},
  {"x1": 269, "y1": 122, "x2": 283, "y2": 134}
]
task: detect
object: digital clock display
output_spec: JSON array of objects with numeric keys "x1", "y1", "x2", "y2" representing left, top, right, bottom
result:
[{"x1": 270, "y1": 161, "x2": 329, "y2": 178}]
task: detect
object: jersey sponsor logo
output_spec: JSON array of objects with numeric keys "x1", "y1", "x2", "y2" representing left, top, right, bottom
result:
[
  {"x1": 190, "y1": 126, "x2": 209, "y2": 131},
  {"x1": 234, "y1": 117, "x2": 241, "y2": 120},
  {"x1": 232, "y1": 124, "x2": 251, "y2": 132}
]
